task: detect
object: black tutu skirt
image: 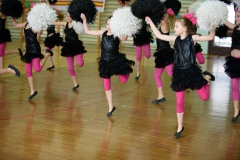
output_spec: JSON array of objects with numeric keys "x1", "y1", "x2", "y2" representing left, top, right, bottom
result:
[
  {"x1": 0, "y1": 29, "x2": 11, "y2": 43},
  {"x1": 61, "y1": 39, "x2": 87, "y2": 57},
  {"x1": 171, "y1": 64, "x2": 208, "y2": 92},
  {"x1": 44, "y1": 33, "x2": 63, "y2": 48},
  {"x1": 195, "y1": 43, "x2": 202, "y2": 54},
  {"x1": 154, "y1": 48, "x2": 174, "y2": 68},
  {"x1": 224, "y1": 56, "x2": 240, "y2": 78},
  {"x1": 133, "y1": 31, "x2": 154, "y2": 46},
  {"x1": 98, "y1": 53, "x2": 135, "y2": 78},
  {"x1": 21, "y1": 52, "x2": 44, "y2": 63}
]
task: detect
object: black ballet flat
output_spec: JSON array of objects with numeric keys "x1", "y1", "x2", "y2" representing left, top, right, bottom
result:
[
  {"x1": 46, "y1": 65, "x2": 55, "y2": 70},
  {"x1": 231, "y1": 111, "x2": 240, "y2": 123},
  {"x1": 203, "y1": 71, "x2": 215, "y2": 81},
  {"x1": 8, "y1": 64, "x2": 21, "y2": 77},
  {"x1": 174, "y1": 127, "x2": 184, "y2": 139},
  {"x1": 72, "y1": 84, "x2": 79, "y2": 91},
  {"x1": 107, "y1": 106, "x2": 116, "y2": 117},
  {"x1": 18, "y1": 48, "x2": 23, "y2": 58},
  {"x1": 46, "y1": 49, "x2": 54, "y2": 56},
  {"x1": 28, "y1": 91, "x2": 38, "y2": 100},
  {"x1": 135, "y1": 74, "x2": 141, "y2": 80},
  {"x1": 152, "y1": 97, "x2": 166, "y2": 104}
]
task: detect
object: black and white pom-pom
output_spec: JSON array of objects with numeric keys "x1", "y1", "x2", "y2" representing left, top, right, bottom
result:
[
  {"x1": 72, "y1": 21, "x2": 84, "y2": 34},
  {"x1": 68, "y1": 0, "x2": 97, "y2": 24},
  {"x1": 28, "y1": 3, "x2": 57, "y2": 32},
  {"x1": 165, "y1": 0, "x2": 182, "y2": 16},
  {"x1": 188, "y1": 2, "x2": 202, "y2": 15},
  {"x1": 196, "y1": 0, "x2": 228, "y2": 31},
  {"x1": 131, "y1": 0, "x2": 165, "y2": 26},
  {"x1": 232, "y1": 0, "x2": 240, "y2": 10},
  {"x1": 1, "y1": 0, "x2": 23, "y2": 19},
  {"x1": 49, "y1": 0, "x2": 58, "y2": 4},
  {"x1": 110, "y1": 7, "x2": 142, "y2": 38},
  {"x1": 216, "y1": 25, "x2": 229, "y2": 39}
]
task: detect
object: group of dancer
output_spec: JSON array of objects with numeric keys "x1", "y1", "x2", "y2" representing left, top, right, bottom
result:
[{"x1": 0, "y1": 0, "x2": 240, "y2": 139}]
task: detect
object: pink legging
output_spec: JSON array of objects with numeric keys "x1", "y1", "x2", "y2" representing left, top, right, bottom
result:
[
  {"x1": 196, "y1": 52, "x2": 205, "y2": 64},
  {"x1": 103, "y1": 74, "x2": 130, "y2": 91},
  {"x1": 154, "y1": 64, "x2": 173, "y2": 88},
  {"x1": 0, "y1": 43, "x2": 6, "y2": 57},
  {"x1": 26, "y1": 58, "x2": 43, "y2": 77},
  {"x1": 66, "y1": 54, "x2": 84, "y2": 76},
  {"x1": 231, "y1": 78, "x2": 240, "y2": 101},
  {"x1": 176, "y1": 84, "x2": 210, "y2": 113},
  {"x1": 135, "y1": 44, "x2": 151, "y2": 61}
]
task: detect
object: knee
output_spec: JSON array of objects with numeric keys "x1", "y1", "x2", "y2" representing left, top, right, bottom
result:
[
  {"x1": 26, "y1": 71, "x2": 32, "y2": 77},
  {"x1": 201, "y1": 95, "x2": 209, "y2": 101},
  {"x1": 34, "y1": 68, "x2": 41, "y2": 72},
  {"x1": 176, "y1": 105, "x2": 184, "y2": 113},
  {"x1": 0, "y1": 51, "x2": 5, "y2": 57},
  {"x1": 77, "y1": 60, "x2": 84, "y2": 67},
  {"x1": 145, "y1": 54, "x2": 151, "y2": 59},
  {"x1": 136, "y1": 55, "x2": 142, "y2": 61},
  {"x1": 198, "y1": 59, "x2": 205, "y2": 64}
]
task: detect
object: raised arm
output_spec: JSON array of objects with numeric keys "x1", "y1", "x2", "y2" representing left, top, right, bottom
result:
[
  {"x1": 53, "y1": 21, "x2": 67, "y2": 26},
  {"x1": 12, "y1": 18, "x2": 26, "y2": 28},
  {"x1": 81, "y1": 14, "x2": 104, "y2": 36},
  {"x1": 224, "y1": 21, "x2": 236, "y2": 30},
  {"x1": 145, "y1": 16, "x2": 176, "y2": 42},
  {"x1": 192, "y1": 29, "x2": 215, "y2": 42}
]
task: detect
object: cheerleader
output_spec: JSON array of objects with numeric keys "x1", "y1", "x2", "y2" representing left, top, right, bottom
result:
[
  {"x1": 0, "y1": 6, "x2": 22, "y2": 69},
  {"x1": 81, "y1": 14, "x2": 134, "y2": 117},
  {"x1": 53, "y1": 12, "x2": 87, "y2": 90},
  {"x1": 146, "y1": 14, "x2": 215, "y2": 138},
  {"x1": 224, "y1": 5, "x2": 240, "y2": 123}
]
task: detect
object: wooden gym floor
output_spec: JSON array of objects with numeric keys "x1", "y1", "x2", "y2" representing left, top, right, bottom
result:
[{"x1": 0, "y1": 39, "x2": 239, "y2": 160}]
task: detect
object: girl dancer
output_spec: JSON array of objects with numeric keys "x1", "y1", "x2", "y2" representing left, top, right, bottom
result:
[
  {"x1": 12, "y1": 16, "x2": 53, "y2": 100},
  {"x1": 81, "y1": 14, "x2": 134, "y2": 117},
  {"x1": 224, "y1": 6, "x2": 240, "y2": 123},
  {"x1": 52, "y1": 12, "x2": 86, "y2": 91},
  {"x1": 145, "y1": 14, "x2": 215, "y2": 138},
  {"x1": 0, "y1": 6, "x2": 22, "y2": 69}
]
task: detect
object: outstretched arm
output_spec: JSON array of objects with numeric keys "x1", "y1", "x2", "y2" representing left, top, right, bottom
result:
[
  {"x1": 81, "y1": 14, "x2": 104, "y2": 36},
  {"x1": 53, "y1": 21, "x2": 67, "y2": 26},
  {"x1": 145, "y1": 16, "x2": 176, "y2": 42},
  {"x1": 224, "y1": 21, "x2": 236, "y2": 30},
  {"x1": 12, "y1": 18, "x2": 26, "y2": 28},
  {"x1": 192, "y1": 29, "x2": 215, "y2": 41}
]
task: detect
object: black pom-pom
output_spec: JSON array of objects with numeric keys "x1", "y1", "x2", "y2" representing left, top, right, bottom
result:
[
  {"x1": 219, "y1": 0, "x2": 232, "y2": 5},
  {"x1": 1, "y1": 0, "x2": 23, "y2": 19},
  {"x1": 165, "y1": 0, "x2": 181, "y2": 16},
  {"x1": 49, "y1": 0, "x2": 58, "y2": 4},
  {"x1": 131, "y1": 0, "x2": 165, "y2": 26},
  {"x1": 216, "y1": 25, "x2": 229, "y2": 39},
  {"x1": 68, "y1": 0, "x2": 97, "y2": 24}
]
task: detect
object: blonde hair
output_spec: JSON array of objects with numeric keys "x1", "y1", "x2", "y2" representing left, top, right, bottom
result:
[
  {"x1": 175, "y1": 18, "x2": 195, "y2": 35},
  {"x1": 165, "y1": 13, "x2": 176, "y2": 30}
]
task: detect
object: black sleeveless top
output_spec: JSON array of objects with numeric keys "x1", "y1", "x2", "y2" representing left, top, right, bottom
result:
[
  {"x1": 24, "y1": 23, "x2": 41, "y2": 54},
  {"x1": 101, "y1": 31, "x2": 120, "y2": 61},
  {"x1": 231, "y1": 26, "x2": 240, "y2": 50},
  {"x1": 174, "y1": 35, "x2": 195, "y2": 69},
  {"x1": 47, "y1": 25, "x2": 56, "y2": 35},
  {"x1": 0, "y1": 18, "x2": 5, "y2": 30},
  {"x1": 64, "y1": 23, "x2": 78, "y2": 42},
  {"x1": 156, "y1": 27, "x2": 171, "y2": 50}
]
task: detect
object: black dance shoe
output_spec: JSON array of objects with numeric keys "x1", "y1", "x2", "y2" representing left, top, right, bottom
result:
[
  {"x1": 174, "y1": 127, "x2": 184, "y2": 139},
  {"x1": 8, "y1": 64, "x2": 21, "y2": 77},
  {"x1": 72, "y1": 84, "x2": 79, "y2": 91},
  {"x1": 28, "y1": 91, "x2": 38, "y2": 100},
  {"x1": 46, "y1": 49, "x2": 54, "y2": 56},
  {"x1": 152, "y1": 97, "x2": 166, "y2": 104},
  {"x1": 106, "y1": 106, "x2": 116, "y2": 117},
  {"x1": 135, "y1": 74, "x2": 141, "y2": 80},
  {"x1": 18, "y1": 48, "x2": 23, "y2": 58},
  {"x1": 46, "y1": 65, "x2": 55, "y2": 70},
  {"x1": 203, "y1": 71, "x2": 215, "y2": 81},
  {"x1": 231, "y1": 111, "x2": 240, "y2": 123}
]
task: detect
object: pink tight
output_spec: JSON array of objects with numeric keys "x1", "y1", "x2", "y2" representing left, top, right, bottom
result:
[
  {"x1": 103, "y1": 74, "x2": 130, "y2": 91},
  {"x1": 135, "y1": 44, "x2": 151, "y2": 61},
  {"x1": 154, "y1": 64, "x2": 173, "y2": 87},
  {"x1": 231, "y1": 78, "x2": 240, "y2": 101},
  {"x1": 26, "y1": 58, "x2": 43, "y2": 77},
  {"x1": 0, "y1": 43, "x2": 6, "y2": 57},
  {"x1": 176, "y1": 84, "x2": 210, "y2": 113},
  {"x1": 196, "y1": 52, "x2": 205, "y2": 64},
  {"x1": 66, "y1": 54, "x2": 84, "y2": 76}
]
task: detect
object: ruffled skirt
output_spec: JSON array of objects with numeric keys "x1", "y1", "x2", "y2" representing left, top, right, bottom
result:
[
  {"x1": 61, "y1": 39, "x2": 87, "y2": 57},
  {"x1": 224, "y1": 56, "x2": 240, "y2": 78},
  {"x1": 154, "y1": 48, "x2": 174, "y2": 68},
  {"x1": 0, "y1": 29, "x2": 11, "y2": 43},
  {"x1": 133, "y1": 31, "x2": 154, "y2": 46},
  {"x1": 44, "y1": 33, "x2": 63, "y2": 48},
  {"x1": 21, "y1": 43, "x2": 44, "y2": 63}
]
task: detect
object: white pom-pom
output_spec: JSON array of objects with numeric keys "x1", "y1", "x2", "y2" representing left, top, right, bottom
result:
[
  {"x1": 110, "y1": 7, "x2": 142, "y2": 37},
  {"x1": 233, "y1": 0, "x2": 240, "y2": 9},
  {"x1": 188, "y1": 2, "x2": 202, "y2": 16},
  {"x1": 72, "y1": 21, "x2": 84, "y2": 34},
  {"x1": 159, "y1": 0, "x2": 166, "y2": 2},
  {"x1": 28, "y1": 3, "x2": 57, "y2": 32},
  {"x1": 196, "y1": 0, "x2": 228, "y2": 31}
]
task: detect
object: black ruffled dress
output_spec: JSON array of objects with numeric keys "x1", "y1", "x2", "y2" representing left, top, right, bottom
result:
[
  {"x1": 44, "y1": 25, "x2": 63, "y2": 48},
  {"x1": 133, "y1": 22, "x2": 154, "y2": 46},
  {"x1": 0, "y1": 18, "x2": 11, "y2": 44}
]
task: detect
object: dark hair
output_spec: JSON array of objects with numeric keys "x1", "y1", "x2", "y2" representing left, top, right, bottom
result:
[
  {"x1": 106, "y1": 16, "x2": 112, "y2": 22},
  {"x1": 176, "y1": 18, "x2": 195, "y2": 35}
]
